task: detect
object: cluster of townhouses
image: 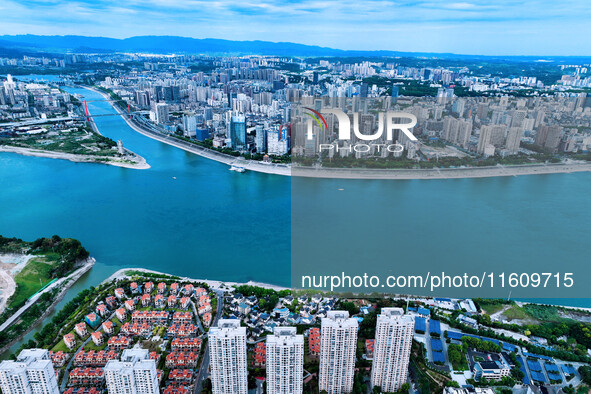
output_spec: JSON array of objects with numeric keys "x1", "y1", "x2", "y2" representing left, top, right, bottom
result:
[
  {"x1": 226, "y1": 292, "x2": 337, "y2": 341},
  {"x1": 0, "y1": 306, "x2": 415, "y2": 394},
  {"x1": 0, "y1": 280, "x2": 212, "y2": 393}
]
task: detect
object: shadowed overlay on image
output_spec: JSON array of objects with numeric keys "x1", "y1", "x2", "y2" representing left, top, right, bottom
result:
[{"x1": 291, "y1": 96, "x2": 591, "y2": 298}]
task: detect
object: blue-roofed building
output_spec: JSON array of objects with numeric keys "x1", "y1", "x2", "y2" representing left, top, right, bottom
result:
[
  {"x1": 273, "y1": 307, "x2": 289, "y2": 318},
  {"x1": 515, "y1": 356, "x2": 530, "y2": 385},
  {"x1": 196, "y1": 127, "x2": 209, "y2": 142},
  {"x1": 417, "y1": 307, "x2": 430, "y2": 316},
  {"x1": 432, "y1": 351, "x2": 445, "y2": 364},
  {"x1": 447, "y1": 331, "x2": 465, "y2": 340},
  {"x1": 562, "y1": 364, "x2": 576, "y2": 376},
  {"x1": 523, "y1": 352, "x2": 553, "y2": 361},
  {"x1": 84, "y1": 313, "x2": 101, "y2": 329},
  {"x1": 238, "y1": 302, "x2": 251, "y2": 315},
  {"x1": 415, "y1": 317, "x2": 426, "y2": 334},
  {"x1": 430, "y1": 338, "x2": 443, "y2": 352},
  {"x1": 545, "y1": 363, "x2": 562, "y2": 383},
  {"x1": 527, "y1": 359, "x2": 542, "y2": 371},
  {"x1": 458, "y1": 314, "x2": 477, "y2": 328},
  {"x1": 530, "y1": 370, "x2": 546, "y2": 383},
  {"x1": 502, "y1": 342, "x2": 517, "y2": 352},
  {"x1": 429, "y1": 319, "x2": 441, "y2": 337}
]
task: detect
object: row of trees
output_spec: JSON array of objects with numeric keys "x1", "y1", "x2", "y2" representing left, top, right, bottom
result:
[
  {"x1": 440, "y1": 306, "x2": 591, "y2": 363},
  {"x1": 0, "y1": 235, "x2": 26, "y2": 253},
  {"x1": 0, "y1": 289, "x2": 57, "y2": 352}
]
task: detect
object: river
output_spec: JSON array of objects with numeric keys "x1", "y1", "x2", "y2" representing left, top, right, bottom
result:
[
  {"x1": 0, "y1": 79, "x2": 590, "y2": 358},
  {"x1": 0, "y1": 85, "x2": 291, "y2": 356}
]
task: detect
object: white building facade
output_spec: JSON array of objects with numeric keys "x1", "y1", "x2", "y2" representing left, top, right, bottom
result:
[
  {"x1": 104, "y1": 349, "x2": 160, "y2": 394},
  {"x1": 0, "y1": 349, "x2": 60, "y2": 394},
  {"x1": 318, "y1": 311, "x2": 358, "y2": 394},
  {"x1": 266, "y1": 327, "x2": 304, "y2": 394},
  {"x1": 370, "y1": 308, "x2": 414, "y2": 392},
  {"x1": 209, "y1": 319, "x2": 248, "y2": 394}
]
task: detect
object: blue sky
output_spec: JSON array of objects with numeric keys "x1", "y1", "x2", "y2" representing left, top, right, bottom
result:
[{"x1": 0, "y1": 0, "x2": 590, "y2": 56}]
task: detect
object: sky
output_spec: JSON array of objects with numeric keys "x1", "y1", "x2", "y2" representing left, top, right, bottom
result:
[{"x1": 0, "y1": 0, "x2": 590, "y2": 56}]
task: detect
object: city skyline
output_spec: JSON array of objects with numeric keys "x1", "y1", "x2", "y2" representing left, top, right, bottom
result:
[{"x1": 0, "y1": 0, "x2": 591, "y2": 56}]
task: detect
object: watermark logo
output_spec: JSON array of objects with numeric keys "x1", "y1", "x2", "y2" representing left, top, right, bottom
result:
[
  {"x1": 304, "y1": 107, "x2": 328, "y2": 135},
  {"x1": 304, "y1": 107, "x2": 418, "y2": 155}
]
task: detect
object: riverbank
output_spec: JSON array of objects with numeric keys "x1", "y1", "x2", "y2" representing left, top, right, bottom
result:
[
  {"x1": 84, "y1": 86, "x2": 291, "y2": 176},
  {"x1": 0, "y1": 144, "x2": 150, "y2": 169},
  {"x1": 0, "y1": 253, "x2": 36, "y2": 314},
  {"x1": 0, "y1": 258, "x2": 95, "y2": 355},
  {"x1": 293, "y1": 161, "x2": 591, "y2": 179},
  {"x1": 102, "y1": 267, "x2": 289, "y2": 293},
  {"x1": 0, "y1": 257, "x2": 95, "y2": 333},
  {"x1": 85, "y1": 86, "x2": 591, "y2": 180}
]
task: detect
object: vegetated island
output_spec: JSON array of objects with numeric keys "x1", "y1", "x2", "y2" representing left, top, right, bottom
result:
[
  {"x1": 0, "y1": 119, "x2": 149, "y2": 169},
  {"x1": 0, "y1": 78, "x2": 148, "y2": 169},
  {"x1": 0, "y1": 235, "x2": 95, "y2": 354}
]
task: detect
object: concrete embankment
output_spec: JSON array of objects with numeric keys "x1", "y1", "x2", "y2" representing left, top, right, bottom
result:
[{"x1": 84, "y1": 86, "x2": 291, "y2": 176}]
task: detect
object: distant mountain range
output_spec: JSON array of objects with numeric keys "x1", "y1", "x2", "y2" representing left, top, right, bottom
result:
[{"x1": 0, "y1": 34, "x2": 589, "y2": 61}]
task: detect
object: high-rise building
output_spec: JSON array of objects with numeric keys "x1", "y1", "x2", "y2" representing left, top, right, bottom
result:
[
  {"x1": 534, "y1": 125, "x2": 564, "y2": 152},
  {"x1": 318, "y1": 311, "x2": 358, "y2": 394},
  {"x1": 209, "y1": 319, "x2": 248, "y2": 394},
  {"x1": 134, "y1": 90, "x2": 151, "y2": 108},
  {"x1": 359, "y1": 83, "x2": 369, "y2": 98},
  {"x1": 457, "y1": 119, "x2": 473, "y2": 149},
  {"x1": 104, "y1": 349, "x2": 160, "y2": 394},
  {"x1": 443, "y1": 117, "x2": 472, "y2": 148},
  {"x1": 477, "y1": 126, "x2": 491, "y2": 155},
  {"x1": 266, "y1": 327, "x2": 304, "y2": 394},
  {"x1": 489, "y1": 125, "x2": 508, "y2": 148},
  {"x1": 196, "y1": 128, "x2": 210, "y2": 142},
  {"x1": 477, "y1": 125, "x2": 506, "y2": 154},
  {"x1": 268, "y1": 127, "x2": 289, "y2": 156},
  {"x1": 0, "y1": 349, "x2": 60, "y2": 394},
  {"x1": 182, "y1": 114, "x2": 197, "y2": 138},
  {"x1": 391, "y1": 85, "x2": 399, "y2": 104},
  {"x1": 370, "y1": 308, "x2": 414, "y2": 392},
  {"x1": 255, "y1": 125, "x2": 267, "y2": 153},
  {"x1": 154, "y1": 103, "x2": 169, "y2": 124},
  {"x1": 511, "y1": 110, "x2": 526, "y2": 129},
  {"x1": 230, "y1": 114, "x2": 247, "y2": 151},
  {"x1": 505, "y1": 126, "x2": 524, "y2": 154}
]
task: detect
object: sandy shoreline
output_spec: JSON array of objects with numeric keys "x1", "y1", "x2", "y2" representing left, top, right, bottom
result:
[
  {"x1": 0, "y1": 145, "x2": 150, "y2": 169},
  {"x1": 102, "y1": 268, "x2": 591, "y2": 314},
  {"x1": 102, "y1": 267, "x2": 289, "y2": 293}
]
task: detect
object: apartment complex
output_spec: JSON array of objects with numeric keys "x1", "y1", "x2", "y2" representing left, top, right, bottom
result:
[
  {"x1": 0, "y1": 348, "x2": 60, "y2": 394},
  {"x1": 209, "y1": 319, "x2": 248, "y2": 394},
  {"x1": 318, "y1": 311, "x2": 359, "y2": 394},
  {"x1": 104, "y1": 349, "x2": 160, "y2": 394},
  {"x1": 370, "y1": 308, "x2": 415, "y2": 392},
  {"x1": 266, "y1": 327, "x2": 304, "y2": 394}
]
